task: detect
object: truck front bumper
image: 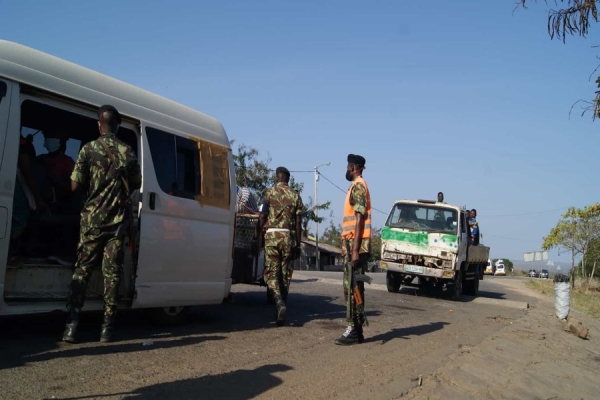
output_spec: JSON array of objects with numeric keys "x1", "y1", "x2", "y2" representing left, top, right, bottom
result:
[{"x1": 379, "y1": 260, "x2": 456, "y2": 280}]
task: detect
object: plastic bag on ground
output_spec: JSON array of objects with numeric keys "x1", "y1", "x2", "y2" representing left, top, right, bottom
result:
[{"x1": 554, "y1": 282, "x2": 570, "y2": 320}]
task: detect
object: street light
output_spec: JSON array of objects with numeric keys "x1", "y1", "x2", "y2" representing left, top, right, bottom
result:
[{"x1": 314, "y1": 162, "x2": 330, "y2": 271}]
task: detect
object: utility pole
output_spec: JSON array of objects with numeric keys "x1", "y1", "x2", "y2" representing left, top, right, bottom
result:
[{"x1": 314, "y1": 162, "x2": 330, "y2": 271}]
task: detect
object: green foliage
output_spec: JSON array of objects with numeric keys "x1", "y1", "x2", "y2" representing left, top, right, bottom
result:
[
  {"x1": 577, "y1": 237, "x2": 600, "y2": 278},
  {"x1": 543, "y1": 203, "x2": 600, "y2": 280},
  {"x1": 320, "y1": 217, "x2": 342, "y2": 249},
  {"x1": 230, "y1": 140, "x2": 330, "y2": 236},
  {"x1": 230, "y1": 140, "x2": 272, "y2": 194},
  {"x1": 519, "y1": 1, "x2": 600, "y2": 119},
  {"x1": 370, "y1": 227, "x2": 382, "y2": 262}
]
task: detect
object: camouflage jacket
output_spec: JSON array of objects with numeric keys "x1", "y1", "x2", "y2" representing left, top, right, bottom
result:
[
  {"x1": 342, "y1": 181, "x2": 371, "y2": 255},
  {"x1": 71, "y1": 132, "x2": 141, "y2": 230},
  {"x1": 262, "y1": 183, "x2": 304, "y2": 232}
]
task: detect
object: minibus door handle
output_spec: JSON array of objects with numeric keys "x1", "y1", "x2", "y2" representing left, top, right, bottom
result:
[{"x1": 149, "y1": 192, "x2": 156, "y2": 210}]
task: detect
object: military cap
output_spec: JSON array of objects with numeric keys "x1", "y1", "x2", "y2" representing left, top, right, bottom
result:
[{"x1": 347, "y1": 154, "x2": 366, "y2": 167}]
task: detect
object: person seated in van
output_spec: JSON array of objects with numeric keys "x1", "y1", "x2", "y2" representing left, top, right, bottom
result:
[
  {"x1": 9, "y1": 135, "x2": 48, "y2": 257},
  {"x1": 36, "y1": 132, "x2": 76, "y2": 215}
]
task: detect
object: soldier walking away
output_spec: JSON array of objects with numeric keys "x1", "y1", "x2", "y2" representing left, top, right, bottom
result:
[
  {"x1": 253, "y1": 167, "x2": 303, "y2": 326},
  {"x1": 62, "y1": 105, "x2": 141, "y2": 343},
  {"x1": 335, "y1": 154, "x2": 372, "y2": 346}
]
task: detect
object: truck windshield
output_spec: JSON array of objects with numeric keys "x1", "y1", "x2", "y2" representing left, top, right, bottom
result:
[{"x1": 385, "y1": 203, "x2": 458, "y2": 234}]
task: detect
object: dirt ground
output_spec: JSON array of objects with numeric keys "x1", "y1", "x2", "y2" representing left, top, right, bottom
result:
[
  {"x1": 404, "y1": 278, "x2": 600, "y2": 400},
  {"x1": 0, "y1": 273, "x2": 597, "y2": 400}
]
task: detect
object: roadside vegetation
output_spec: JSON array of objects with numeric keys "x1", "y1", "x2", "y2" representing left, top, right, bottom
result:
[{"x1": 526, "y1": 278, "x2": 600, "y2": 319}]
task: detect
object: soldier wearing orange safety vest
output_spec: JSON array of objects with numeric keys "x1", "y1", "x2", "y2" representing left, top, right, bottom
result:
[{"x1": 334, "y1": 154, "x2": 372, "y2": 346}]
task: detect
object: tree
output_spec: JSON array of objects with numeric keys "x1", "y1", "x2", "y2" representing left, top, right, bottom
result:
[
  {"x1": 320, "y1": 215, "x2": 342, "y2": 249},
  {"x1": 493, "y1": 258, "x2": 514, "y2": 272},
  {"x1": 370, "y1": 227, "x2": 382, "y2": 262},
  {"x1": 578, "y1": 237, "x2": 600, "y2": 280},
  {"x1": 230, "y1": 140, "x2": 272, "y2": 194},
  {"x1": 230, "y1": 140, "x2": 331, "y2": 233},
  {"x1": 518, "y1": 1, "x2": 600, "y2": 119},
  {"x1": 542, "y1": 203, "x2": 600, "y2": 286}
]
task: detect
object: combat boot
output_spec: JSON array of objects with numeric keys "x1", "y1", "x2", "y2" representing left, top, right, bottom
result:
[
  {"x1": 100, "y1": 314, "x2": 116, "y2": 343},
  {"x1": 62, "y1": 309, "x2": 80, "y2": 344},
  {"x1": 274, "y1": 294, "x2": 287, "y2": 327},
  {"x1": 355, "y1": 325, "x2": 365, "y2": 344},
  {"x1": 334, "y1": 326, "x2": 361, "y2": 346}
]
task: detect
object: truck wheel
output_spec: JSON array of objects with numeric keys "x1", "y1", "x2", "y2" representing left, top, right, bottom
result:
[
  {"x1": 386, "y1": 271, "x2": 401, "y2": 293},
  {"x1": 146, "y1": 306, "x2": 190, "y2": 325},
  {"x1": 450, "y1": 271, "x2": 463, "y2": 301},
  {"x1": 472, "y1": 275, "x2": 479, "y2": 296}
]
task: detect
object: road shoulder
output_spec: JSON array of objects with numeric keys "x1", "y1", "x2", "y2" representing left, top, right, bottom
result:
[{"x1": 403, "y1": 278, "x2": 600, "y2": 400}]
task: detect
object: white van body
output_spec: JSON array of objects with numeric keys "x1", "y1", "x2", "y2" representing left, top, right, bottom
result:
[{"x1": 0, "y1": 40, "x2": 236, "y2": 319}]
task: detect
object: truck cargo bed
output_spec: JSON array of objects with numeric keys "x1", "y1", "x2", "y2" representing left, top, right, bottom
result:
[{"x1": 467, "y1": 245, "x2": 489, "y2": 263}]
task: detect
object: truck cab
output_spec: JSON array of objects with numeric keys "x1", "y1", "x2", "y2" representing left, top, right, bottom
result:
[{"x1": 379, "y1": 199, "x2": 489, "y2": 300}]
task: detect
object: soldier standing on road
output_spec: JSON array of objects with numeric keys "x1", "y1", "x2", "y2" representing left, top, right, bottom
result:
[
  {"x1": 253, "y1": 167, "x2": 303, "y2": 326},
  {"x1": 62, "y1": 105, "x2": 141, "y2": 344},
  {"x1": 335, "y1": 154, "x2": 372, "y2": 346}
]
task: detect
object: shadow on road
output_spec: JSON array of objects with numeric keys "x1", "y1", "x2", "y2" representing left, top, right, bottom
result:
[
  {"x1": 397, "y1": 285, "x2": 507, "y2": 302},
  {"x1": 48, "y1": 364, "x2": 293, "y2": 400},
  {"x1": 0, "y1": 290, "x2": 363, "y2": 371},
  {"x1": 367, "y1": 321, "x2": 450, "y2": 344},
  {"x1": 292, "y1": 278, "x2": 319, "y2": 284}
]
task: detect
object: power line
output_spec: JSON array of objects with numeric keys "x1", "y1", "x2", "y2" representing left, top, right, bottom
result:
[
  {"x1": 318, "y1": 172, "x2": 388, "y2": 215},
  {"x1": 236, "y1": 166, "x2": 313, "y2": 173},
  {"x1": 480, "y1": 207, "x2": 569, "y2": 218},
  {"x1": 483, "y1": 234, "x2": 540, "y2": 243}
]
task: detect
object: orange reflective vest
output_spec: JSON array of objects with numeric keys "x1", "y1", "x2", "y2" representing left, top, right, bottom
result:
[{"x1": 342, "y1": 176, "x2": 372, "y2": 240}]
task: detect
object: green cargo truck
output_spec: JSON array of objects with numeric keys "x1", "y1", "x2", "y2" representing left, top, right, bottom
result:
[{"x1": 379, "y1": 199, "x2": 489, "y2": 300}]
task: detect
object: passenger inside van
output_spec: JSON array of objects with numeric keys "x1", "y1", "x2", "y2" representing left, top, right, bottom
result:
[
  {"x1": 35, "y1": 132, "x2": 77, "y2": 215},
  {"x1": 8, "y1": 135, "x2": 48, "y2": 258},
  {"x1": 27, "y1": 131, "x2": 80, "y2": 264},
  {"x1": 10, "y1": 99, "x2": 140, "y2": 267}
]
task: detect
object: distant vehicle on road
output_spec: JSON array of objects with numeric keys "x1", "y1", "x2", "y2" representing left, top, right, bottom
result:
[
  {"x1": 484, "y1": 259, "x2": 495, "y2": 275},
  {"x1": 528, "y1": 270, "x2": 539, "y2": 278},
  {"x1": 495, "y1": 264, "x2": 506, "y2": 276},
  {"x1": 539, "y1": 269, "x2": 549, "y2": 279}
]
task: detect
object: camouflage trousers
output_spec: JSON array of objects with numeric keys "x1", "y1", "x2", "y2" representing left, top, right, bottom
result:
[
  {"x1": 67, "y1": 227, "x2": 125, "y2": 318},
  {"x1": 342, "y1": 241, "x2": 369, "y2": 328},
  {"x1": 263, "y1": 231, "x2": 293, "y2": 298}
]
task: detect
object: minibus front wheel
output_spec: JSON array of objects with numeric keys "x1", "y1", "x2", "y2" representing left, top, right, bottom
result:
[{"x1": 146, "y1": 306, "x2": 190, "y2": 325}]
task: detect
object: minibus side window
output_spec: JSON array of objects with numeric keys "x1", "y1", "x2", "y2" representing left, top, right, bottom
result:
[{"x1": 145, "y1": 127, "x2": 200, "y2": 200}]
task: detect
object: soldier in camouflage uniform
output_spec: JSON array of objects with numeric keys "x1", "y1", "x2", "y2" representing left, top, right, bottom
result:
[
  {"x1": 254, "y1": 167, "x2": 303, "y2": 326},
  {"x1": 335, "y1": 154, "x2": 372, "y2": 346},
  {"x1": 62, "y1": 105, "x2": 141, "y2": 344}
]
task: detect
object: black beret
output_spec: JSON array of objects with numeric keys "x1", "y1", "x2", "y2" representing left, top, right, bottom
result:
[
  {"x1": 347, "y1": 154, "x2": 366, "y2": 167},
  {"x1": 98, "y1": 104, "x2": 122, "y2": 124},
  {"x1": 275, "y1": 166, "x2": 290, "y2": 175}
]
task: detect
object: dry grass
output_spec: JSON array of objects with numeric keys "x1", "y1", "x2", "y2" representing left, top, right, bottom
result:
[{"x1": 525, "y1": 279, "x2": 600, "y2": 319}]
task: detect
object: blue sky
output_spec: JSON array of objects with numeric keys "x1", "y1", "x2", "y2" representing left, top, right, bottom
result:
[{"x1": 2, "y1": 0, "x2": 597, "y2": 265}]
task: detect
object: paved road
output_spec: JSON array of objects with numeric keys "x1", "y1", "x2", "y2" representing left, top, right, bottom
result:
[{"x1": 0, "y1": 273, "x2": 534, "y2": 400}]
